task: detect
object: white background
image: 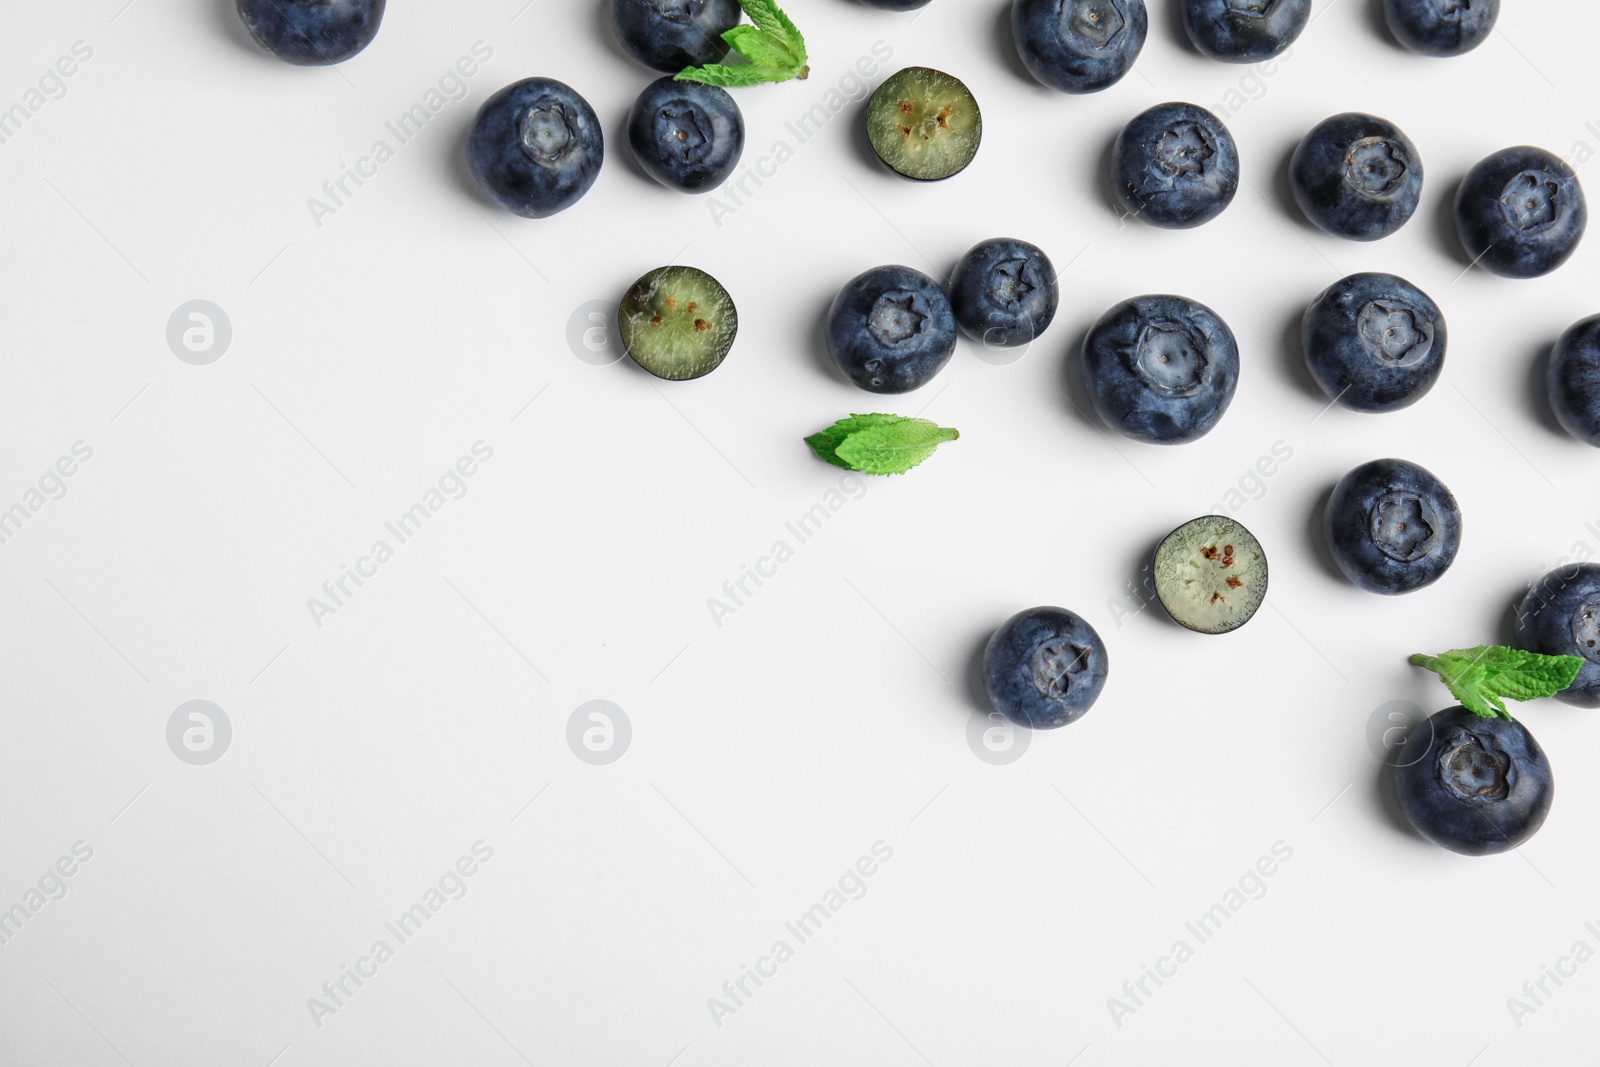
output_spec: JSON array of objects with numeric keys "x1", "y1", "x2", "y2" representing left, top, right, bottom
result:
[{"x1": 1, "y1": 0, "x2": 1598, "y2": 1064}]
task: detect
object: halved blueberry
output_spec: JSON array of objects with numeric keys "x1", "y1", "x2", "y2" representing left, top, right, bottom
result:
[
  {"x1": 1152, "y1": 515, "x2": 1268, "y2": 634},
  {"x1": 866, "y1": 67, "x2": 983, "y2": 181},
  {"x1": 983, "y1": 607, "x2": 1109, "y2": 728},
  {"x1": 617, "y1": 266, "x2": 738, "y2": 380}
]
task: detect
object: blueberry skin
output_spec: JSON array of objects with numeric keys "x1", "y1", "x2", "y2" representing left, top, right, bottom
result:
[
  {"x1": 627, "y1": 77, "x2": 744, "y2": 193},
  {"x1": 828, "y1": 267, "x2": 957, "y2": 394},
  {"x1": 1181, "y1": 0, "x2": 1310, "y2": 62},
  {"x1": 1012, "y1": 0, "x2": 1149, "y2": 94},
  {"x1": 949, "y1": 239, "x2": 1059, "y2": 349},
  {"x1": 1384, "y1": 0, "x2": 1498, "y2": 56},
  {"x1": 235, "y1": 0, "x2": 384, "y2": 65},
  {"x1": 1514, "y1": 564, "x2": 1600, "y2": 707},
  {"x1": 1454, "y1": 146, "x2": 1587, "y2": 279},
  {"x1": 1290, "y1": 113, "x2": 1423, "y2": 241},
  {"x1": 469, "y1": 79, "x2": 604, "y2": 220},
  {"x1": 1112, "y1": 102, "x2": 1239, "y2": 229},
  {"x1": 1081, "y1": 294, "x2": 1239, "y2": 444},
  {"x1": 983, "y1": 607, "x2": 1109, "y2": 729},
  {"x1": 1302, "y1": 272, "x2": 1446, "y2": 413},
  {"x1": 1393, "y1": 707, "x2": 1552, "y2": 856},
  {"x1": 859, "y1": 0, "x2": 932, "y2": 8},
  {"x1": 612, "y1": 0, "x2": 740, "y2": 73},
  {"x1": 1547, "y1": 316, "x2": 1600, "y2": 446},
  {"x1": 1324, "y1": 458, "x2": 1460, "y2": 595}
]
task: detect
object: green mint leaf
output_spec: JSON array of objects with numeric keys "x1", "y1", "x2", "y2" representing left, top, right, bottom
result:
[
  {"x1": 675, "y1": 0, "x2": 809, "y2": 87},
  {"x1": 1409, "y1": 645, "x2": 1584, "y2": 721},
  {"x1": 806, "y1": 415, "x2": 958, "y2": 476}
]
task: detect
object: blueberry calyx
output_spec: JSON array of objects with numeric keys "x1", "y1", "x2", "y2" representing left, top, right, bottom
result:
[
  {"x1": 1368, "y1": 491, "x2": 1439, "y2": 563},
  {"x1": 1439, "y1": 734, "x2": 1512, "y2": 801}
]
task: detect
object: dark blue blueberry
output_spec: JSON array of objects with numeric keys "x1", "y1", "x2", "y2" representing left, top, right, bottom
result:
[
  {"x1": 1393, "y1": 707, "x2": 1552, "y2": 856},
  {"x1": 983, "y1": 607, "x2": 1109, "y2": 729},
  {"x1": 1324, "y1": 458, "x2": 1460, "y2": 595},
  {"x1": 469, "y1": 79, "x2": 604, "y2": 220},
  {"x1": 1112, "y1": 102, "x2": 1239, "y2": 229},
  {"x1": 1302, "y1": 272, "x2": 1446, "y2": 412},
  {"x1": 236, "y1": 0, "x2": 385, "y2": 65},
  {"x1": 1454, "y1": 146, "x2": 1587, "y2": 279},
  {"x1": 827, "y1": 266, "x2": 957, "y2": 393},
  {"x1": 627, "y1": 77, "x2": 744, "y2": 193},
  {"x1": 949, "y1": 239, "x2": 1059, "y2": 349},
  {"x1": 1514, "y1": 564, "x2": 1600, "y2": 708},
  {"x1": 1081, "y1": 294, "x2": 1239, "y2": 444},
  {"x1": 612, "y1": 0, "x2": 741, "y2": 73},
  {"x1": 1384, "y1": 0, "x2": 1498, "y2": 56},
  {"x1": 1181, "y1": 0, "x2": 1310, "y2": 62},
  {"x1": 859, "y1": 0, "x2": 933, "y2": 7},
  {"x1": 1547, "y1": 315, "x2": 1600, "y2": 446},
  {"x1": 1011, "y1": 0, "x2": 1148, "y2": 94},
  {"x1": 1290, "y1": 112, "x2": 1423, "y2": 241}
]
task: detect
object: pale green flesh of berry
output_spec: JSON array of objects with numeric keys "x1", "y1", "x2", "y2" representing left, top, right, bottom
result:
[
  {"x1": 1153, "y1": 515, "x2": 1268, "y2": 634},
  {"x1": 617, "y1": 266, "x2": 738, "y2": 381},
  {"x1": 865, "y1": 67, "x2": 982, "y2": 181}
]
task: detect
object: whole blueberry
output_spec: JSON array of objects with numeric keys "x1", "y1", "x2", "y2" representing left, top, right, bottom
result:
[
  {"x1": 1384, "y1": 0, "x2": 1498, "y2": 56},
  {"x1": 1324, "y1": 458, "x2": 1460, "y2": 594},
  {"x1": 1081, "y1": 294, "x2": 1239, "y2": 444},
  {"x1": 828, "y1": 266, "x2": 957, "y2": 393},
  {"x1": 469, "y1": 79, "x2": 604, "y2": 220},
  {"x1": 1454, "y1": 146, "x2": 1587, "y2": 279},
  {"x1": 1112, "y1": 102, "x2": 1240, "y2": 229},
  {"x1": 628, "y1": 77, "x2": 744, "y2": 193},
  {"x1": 1514, "y1": 564, "x2": 1600, "y2": 707},
  {"x1": 1393, "y1": 707, "x2": 1552, "y2": 856},
  {"x1": 612, "y1": 0, "x2": 741, "y2": 73},
  {"x1": 1547, "y1": 315, "x2": 1600, "y2": 446},
  {"x1": 1302, "y1": 272, "x2": 1446, "y2": 412},
  {"x1": 1290, "y1": 112, "x2": 1423, "y2": 241},
  {"x1": 235, "y1": 0, "x2": 385, "y2": 65},
  {"x1": 1181, "y1": 0, "x2": 1310, "y2": 62},
  {"x1": 949, "y1": 239, "x2": 1059, "y2": 350},
  {"x1": 983, "y1": 607, "x2": 1109, "y2": 729},
  {"x1": 1012, "y1": 0, "x2": 1149, "y2": 94}
]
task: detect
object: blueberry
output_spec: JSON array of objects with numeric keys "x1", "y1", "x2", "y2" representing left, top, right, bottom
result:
[
  {"x1": 1324, "y1": 458, "x2": 1461, "y2": 595},
  {"x1": 618, "y1": 266, "x2": 738, "y2": 380},
  {"x1": 827, "y1": 266, "x2": 957, "y2": 393},
  {"x1": 1153, "y1": 515, "x2": 1268, "y2": 634},
  {"x1": 858, "y1": 0, "x2": 933, "y2": 7},
  {"x1": 866, "y1": 67, "x2": 983, "y2": 182},
  {"x1": 1454, "y1": 146, "x2": 1587, "y2": 279},
  {"x1": 1081, "y1": 294, "x2": 1239, "y2": 444},
  {"x1": 235, "y1": 0, "x2": 385, "y2": 65},
  {"x1": 1514, "y1": 564, "x2": 1600, "y2": 707},
  {"x1": 1290, "y1": 112, "x2": 1423, "y2": 241},
  {"x1": 1112, "y1": 102, "x2": 1240, "y2": 229},
  {"x1": 1011, "y1": 0, "x2": 1149, "y2": 94},
  {"x1": 1181, "y1": 0, "x2": 1310, "y2": 62},
  {"x1": 1393, "y1": 707, "x2": 1552, "y2": 856},
  {"x1": 983, "y1": 607, "x2": 1109, "y2": 729},
  {"x1": 469, "y1": 79, "x2": 604, "y2": 219},
  {"x1": 1383, "y1": 0, "x2": 1498, "y2": 56},
  {"x1": 1302, "y1": 272, "x2": 1446, "y2": 412},
  {"x1": 612, "y1": 0, "x2": 741, "y2": 73},
  {"x1": 1547, "y1": 315, "x2": 1600, "y2": 446},
  {"x1": 949, "y1": 239, "x2": 1059, "y2": 349},
  {"x1": 627, "y1": 77, "x2": 744, "y2": 193}
]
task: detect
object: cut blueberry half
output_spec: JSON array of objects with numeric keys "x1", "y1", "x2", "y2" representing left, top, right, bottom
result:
[
  {"x1": 866, "y1": 67, "x2": 983, "y2": 181},
  {"x1": 1153, "y1": 515, "x2": 1268, "y2": 634},
  {"x1": 617, "y1": 266, "x2": 737, "y2": 380}
]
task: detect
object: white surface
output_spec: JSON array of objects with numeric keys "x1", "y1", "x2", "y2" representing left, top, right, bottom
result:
[{"x1": 1, "y1": 1, "x2": 1598, "y2": 1064}]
